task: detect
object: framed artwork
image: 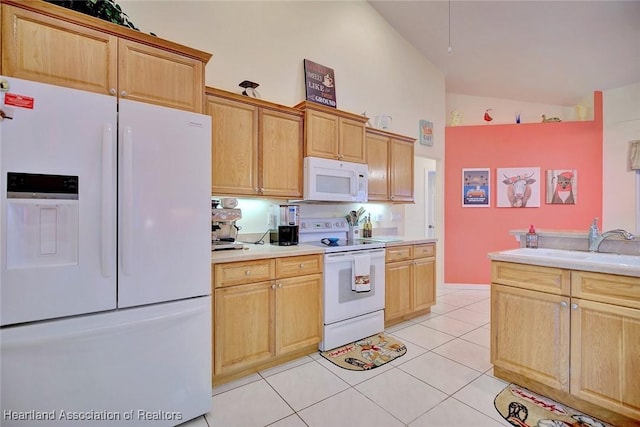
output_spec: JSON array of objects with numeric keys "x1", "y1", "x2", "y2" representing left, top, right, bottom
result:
[
  {"x1": 497, "y1": 167, "x2": 541, "y2": 208},
  {"x1": 303, "y1": 59, "x2": 337, "y2": 108},
  {"x1": 462, "y1": 168, "x2": 490, "y2": 207},
  {"x1": 546, "y1": 169, "x2": 577, "y2": 204},
  {"x1": 419, "y1": 120, "x2": 433, "y2": 146}
]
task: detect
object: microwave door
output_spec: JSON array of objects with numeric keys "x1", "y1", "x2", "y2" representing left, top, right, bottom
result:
[{"x1": 316, "y1": 169, "x2": 351, "y2": 200}]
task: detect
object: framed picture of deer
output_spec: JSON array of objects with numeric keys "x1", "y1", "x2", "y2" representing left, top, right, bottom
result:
[
  {"x1": 496, "y1": 167, "x2": 541, "y2": 208},
  {"x1": 462, "y1": 168, "x2": 490, "y2": 207},
  {"x1": 546, "y1": 169, "x2": 577, "y2": 204}
]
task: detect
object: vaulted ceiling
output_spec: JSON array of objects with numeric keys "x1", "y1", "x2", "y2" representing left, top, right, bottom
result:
[{"x1": 369, "y1": 1, "x2": 640, "y2": 106}]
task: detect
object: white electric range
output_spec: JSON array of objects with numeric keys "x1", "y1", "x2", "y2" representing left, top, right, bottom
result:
[{"x1": 299, "y1": 218, "x2": 386, "y2": 351}]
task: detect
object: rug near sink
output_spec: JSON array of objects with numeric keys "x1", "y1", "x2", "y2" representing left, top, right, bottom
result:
[
  {"x1": 319, "y1": 333, "x2": 406, "y2": 371},
  {"x1": 494, "y1": 383, "x2": 614, "y2": 427}
]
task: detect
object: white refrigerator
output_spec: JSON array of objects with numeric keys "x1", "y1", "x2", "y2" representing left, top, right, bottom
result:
[{"x1": 0, "y1": 77, "x2": 212, "y2": 426}]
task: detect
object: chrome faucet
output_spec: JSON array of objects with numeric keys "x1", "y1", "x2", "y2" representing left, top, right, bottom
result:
[{"x1": 588, "y1": 226, "x2": 635, "y2": 252}]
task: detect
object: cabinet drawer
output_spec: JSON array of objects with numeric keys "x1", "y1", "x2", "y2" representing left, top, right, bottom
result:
[
  {"x1": 572, "y1": 271, "x2": 640, "y2": 310},
  {"x1": 413, "y1": 244, "x2": 435, "y2": 258},
  {"x1": 492, "y1": 261, "x2": 570, "y2": 295},
  {"x1": 214, "y1": 259, "x2": 275, "y2": 288},
  {"x1": 276, "y1": 255, "x2": 323, "y2": 279},
  {"x1": 386, "y1": 246, "x2": 412, "y2": 262}
]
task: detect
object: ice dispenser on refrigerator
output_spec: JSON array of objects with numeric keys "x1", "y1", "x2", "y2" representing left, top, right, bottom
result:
[{"x1": 5, "y1": 172, "x2": 79, "y2": 270}]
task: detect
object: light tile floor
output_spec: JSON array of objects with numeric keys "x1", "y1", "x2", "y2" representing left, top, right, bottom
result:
[{"x1": 181, "y1": 285, "x2": 514, "y2": 427}]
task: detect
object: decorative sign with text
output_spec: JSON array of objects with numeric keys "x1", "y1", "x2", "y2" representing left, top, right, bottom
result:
[{"x1": 304, "y1": 59, "x2": 337, "y2": 108}]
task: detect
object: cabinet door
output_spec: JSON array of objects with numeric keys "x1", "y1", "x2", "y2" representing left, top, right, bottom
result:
[
  {"x1": 385, "y1": 261, "x2": 413, "y2": 322},
  {"x1": 1, "y1": 4, "x2": 117, "y2": 94},
  {"x1": 119, "y1": 39, "x2": 204, "y2": 113},
  {"x1": 214, "y1": 282, "x2": 274, "y2": 375},
  {"x1": 276, "y1": 274, "x2": 322, "y2": 354},
  {"x1": 260, "y1": 109, "x2": 303, "y2": 197},
  {"x1": 304, "y1": 109, "x2": 339, "y2": 159},
  {"x1": 570, "y1": 299, "x2": 640, "y2": 420},
  {"x1": 338, "y1": 117, "x2": 366, "y2": 163},
  {"x1": 413, "y1": 257, "x2": 436, "y2": 312},
  {"x1": 207, "y1": 96, "x2": 259, "y2": 195},
  {"x1": 389, "y1": 138, "x2": 414, "y2": 202},
  {"x1": 491, "y1": 284, "x2": 570, "y2": 392},
  {"x1": 366, "y1": 132, "x2": 390, "y2": 201}
]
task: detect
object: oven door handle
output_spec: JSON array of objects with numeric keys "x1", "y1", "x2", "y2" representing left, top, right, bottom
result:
[{"x1": 324, "y1": 249, "x2": 385, "y2": 263}]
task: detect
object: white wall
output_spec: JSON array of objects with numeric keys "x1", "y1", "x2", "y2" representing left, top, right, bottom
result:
[
  {"x1": 120, "y1": 0, "x2": 447, "y2": 281},
  {"x1": 121, "y1": 1, "x2": 445, "y2": 144},
  {"x1": 603, "y1": 83, "x2": 640, "y2": 231}
]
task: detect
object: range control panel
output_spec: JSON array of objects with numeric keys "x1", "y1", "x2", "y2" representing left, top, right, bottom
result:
[{"x1": 299, "y1": 217, "x2": 350, "y2": 234}]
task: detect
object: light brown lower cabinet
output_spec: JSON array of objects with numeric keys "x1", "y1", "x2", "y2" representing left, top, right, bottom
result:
[
  {"x1": 385, "y1": 243, "x2": 436, "y2": 326},
  {"x1": 491, "y1": 261, "x2": 640, "y2": 426},
  {"x1": 491, "y1": 284, "x2": 570, "y2": 391},
  {"x1": 213, "y1": 255, "x2": 322, "y2": 383}
]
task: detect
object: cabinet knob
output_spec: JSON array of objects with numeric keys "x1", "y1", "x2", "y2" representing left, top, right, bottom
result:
[
  {"x1": 120, "y1": 90, "x2": 128, "y2": 97},
  {"x1": 560, "y1": 301, "x2": 568, "y2": 307},
  {"x1": 571, "y1": 303, "x2": 578, "y2": 310},
  {"x1": 245, "y1": 270, "x2": 251, "y2": 276},
  {"x1": 271, "y1": 284, "x2": 276, "y2": 289},
  {"x1": 109, "y1": 88, "x2": 117, "y2": 95},
  {"x1": 278, "y1": 283, "x2": 283, "y2": 288},
  {"x1": 299, "y1": 263, "x2": 304, "y2": 268}
]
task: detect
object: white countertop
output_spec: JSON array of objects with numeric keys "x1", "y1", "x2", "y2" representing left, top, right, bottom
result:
[
  {"x1": 211, "y1": 236, "x2": 438, "y2": 264},
  {"x1": 488, "y1": 247, "x2": 640, "y2": 277}
]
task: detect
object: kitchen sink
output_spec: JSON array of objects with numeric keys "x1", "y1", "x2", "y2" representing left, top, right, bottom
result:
[
  {"x1": 499, "y1": 247, "x2": 640, "y2": 267},
  {"x1": 585, "y1": 251, "x2": 640, "y2": 267}
]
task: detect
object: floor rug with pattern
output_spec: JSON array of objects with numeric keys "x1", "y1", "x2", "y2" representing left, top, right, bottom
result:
[
  {"x1": 319, "y1": 333, "x2": 406, "y2": 371},
  {"x1": 494, "y1": 383, "x2": 614, "y2": 427}
]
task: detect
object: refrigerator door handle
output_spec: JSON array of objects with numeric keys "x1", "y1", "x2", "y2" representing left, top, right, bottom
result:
[
  {"x1": 121, "y1": 126, "x2": 134, "y2": 276},
  {"x1": 101, "y1": 123, "x2": 116, "y2": 278}
]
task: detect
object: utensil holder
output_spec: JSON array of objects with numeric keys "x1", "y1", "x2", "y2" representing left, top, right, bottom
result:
[{"x1": 347, "y1": 225, "x2": 356, "y2": 241}]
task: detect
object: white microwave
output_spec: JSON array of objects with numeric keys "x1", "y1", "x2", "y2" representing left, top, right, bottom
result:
[{"x1": 303, "y1": 157, "x2": 368, "y2": 202}]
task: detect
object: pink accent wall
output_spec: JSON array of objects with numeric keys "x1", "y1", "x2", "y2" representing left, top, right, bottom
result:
[{"x1": 444, "y1": 92, "x2": 603, "y2": 284}]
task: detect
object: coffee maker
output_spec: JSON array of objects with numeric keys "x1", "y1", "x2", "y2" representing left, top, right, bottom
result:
[
  {"x1": 211, "y1": 199, "x2": 244, "y2": 251},
  {"x1": 270, "y1": 205, "x2": 299, "y2": 246}
]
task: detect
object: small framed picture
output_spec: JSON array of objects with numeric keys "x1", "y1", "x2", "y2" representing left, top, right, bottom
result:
[
  {"x1": 303, "y1": 59, "x2": 337, "y2": 108},
  {"x1": 419, "y1": 120, "x2": 433, "y2": 146},
  {"x1": 497, "y1": 167, "x2": 541, "y2": 208},
  {"x1": 462, "y1": 168, "x2": 490, "y2": 207},
  {"x1": 546, "y1": 169, "x2": 577, "y2": 204}
]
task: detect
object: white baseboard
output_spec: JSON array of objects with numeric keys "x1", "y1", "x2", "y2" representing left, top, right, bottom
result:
[{"x1": 440, "y1": 283, "x2": 490, "y2": 291}]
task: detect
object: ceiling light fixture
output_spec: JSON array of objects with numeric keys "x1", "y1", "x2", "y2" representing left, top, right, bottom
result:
[{"x1": 448, "y1": 0, "x2": 452, "y2": 53}]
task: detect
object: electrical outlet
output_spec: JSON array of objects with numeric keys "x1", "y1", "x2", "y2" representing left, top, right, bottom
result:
[
  {"x1": 391, "y1": 213, "x2": 401, "y2": 222},
  {"x1": 376, "y1": 214, "x2": 384, "y2": 222}
]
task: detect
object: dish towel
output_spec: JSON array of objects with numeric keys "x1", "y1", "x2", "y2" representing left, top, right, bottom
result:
[{"x1": 352, "y1": 254, "x2": 371, "y2": 292}]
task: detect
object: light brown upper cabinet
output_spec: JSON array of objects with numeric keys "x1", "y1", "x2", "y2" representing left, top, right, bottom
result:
[
  {"x1": 1, "y1": 1, "x2": 210, "y2": 113},
  {"x1": 365, "y1": 128, "x2": 416, "y2": 202},
  {"x1": 207, "y1": 88, "x2": 304, "y2": 198},
  {"x1": 294, "y1": 101, "x2": 368, "y2": 164}
]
